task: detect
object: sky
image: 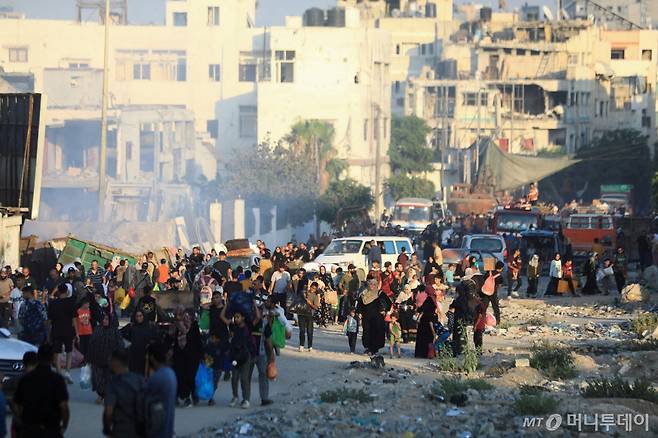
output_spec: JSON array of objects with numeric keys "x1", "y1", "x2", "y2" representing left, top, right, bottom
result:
[{"x1": 2, "y1": 0, "x2": 552, "y2": 26}]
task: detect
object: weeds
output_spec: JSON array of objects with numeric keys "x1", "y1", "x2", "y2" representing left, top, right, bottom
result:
[
  {"x1": 519, "y1": 384, "x2": 548, "y2": 396},
  {"x1": 428, "y1": 378, "x2": 494, "y2": 404},
  {"x1": 525, "y1": 317, "x2": 546, "y2": 327},
  {"x1": 580, "y1": 376, "x2": 658, "y2": 404},
  {"x1": 513, "y1": 393, "x2": 559, "y2": 415},
  {"x1": 462, "y1": 342, "x2": 480, "y2": 374},
  {"x1": 627, "y1": 339, "x2": 658, "y2": 351},
  {"x1": 320, "y1": 388, "x2": 374, "y2": 404},
  {"x1": 529, "y1": 341, "x2": 578, "y2": 380},
  {"x1": 435, "y1": 346, "x2": 458, "y2": 372},
  {"x1": 630, "y1": 314, "x2": 658, "y2": 338},
  {"x1": 497, "y1": 320, "x2": 513, "y2": 330}
]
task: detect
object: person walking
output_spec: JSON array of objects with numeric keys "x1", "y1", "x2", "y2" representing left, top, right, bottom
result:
[
  {"x1": 563, "y1": 259, "x2": 578, "y2": 296},
  {"x1": 582, "y1": 253, "x2": 600, "y2": 295},
  {"x1": 367, "y1": 240, "x2": 382, "y2": 270},
  {"x1": 544, "y1": 253, "x2": 562, "y2": 296},
  {"x1": 526, "y1": 255, "x2": 540, "y2": 297},
  {"x1": 0, "y1": 268, "x2": 15, "y2": 328},
  {"x1": 146, "y1": 342, "x2": 177, "y2": 438},
  {"x1": 250, "y1": 300, "x2": 274, "y2": 406},
  {"x1": 13, "y1": 344, "x2": 70, "y2": 438},
  {"x1": 479, "y1": 263, "x2": 502, "y2": 325},
  {"x1": 171, "y1": 307, "x2": 202, "y2": 407},
  {"x1": 613, "y1": 247, "x2": 628, "y2": 293},
  {"x1": 120, "y1": 309, "x2": 157, "y2": 376},
  {"x1": 507, "y1": 249, "x2": 522, "y2": 298},
  {"x1": 357, "y1": 278, "x2": 388, "y2": 356},
  {"x1": 221, "y1": 308, "x2": 254, "y2": 409},
  {"x1": 297, "y1": 282, "x2": 319, "y2": 352},
  {"x1": 48, "y1": 284, "x2": 77, "y2": 384},
  {"x1": 18, "y1": 287, "x2": 47, "y2": 347},
  {"x1": 103, "y1": 350, "x2": 145, "y2": 438},
  {"x1": 88, "y1": 313, "x2": 122, "y2": 404},
  {"x1": 343, "y1": 308, "x2": 359, "y2": 353}
]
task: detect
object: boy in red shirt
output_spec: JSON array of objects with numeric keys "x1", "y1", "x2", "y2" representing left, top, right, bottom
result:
[{"x1": 76, "y1": 300, "x2": 93, "y2": 363}]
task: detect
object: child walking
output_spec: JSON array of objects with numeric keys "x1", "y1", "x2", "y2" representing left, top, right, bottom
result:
[
  {"x1": 343, "y1": 308, "x2": 359, "y2": 353},
  {"x1": 473, "y1": 300, "x2": 487, "y2": 352},
  {"x1": 389, "y1": 312, "x2": 402, "y2": 358},
  {"x1": 203, "y1": 330, "x2": 226, "y2": 406}
]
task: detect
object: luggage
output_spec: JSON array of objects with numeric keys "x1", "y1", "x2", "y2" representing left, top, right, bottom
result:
[{"x1": 557, "y1": 278, "x2": 578, "y2": 294}]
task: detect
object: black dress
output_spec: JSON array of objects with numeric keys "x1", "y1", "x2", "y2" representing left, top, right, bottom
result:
[
  {"x1": 121, "y1": 321, "x2": 157, "y2": 376},
  {"x1": 397, "y1": 297, "x2": 416, "y2": 343},
  {"x1": 415, "y1": 298, "x2": 438, "y2": 358},
  {"x1": 357, "y1": 292, "x2": 388, "y2": 354},
  {"x1": 582, "y1": 259, "x2": 600, "y2": 295},
  {"x1": 173, "y1": 320, "x2": 203, "y2": 401}
]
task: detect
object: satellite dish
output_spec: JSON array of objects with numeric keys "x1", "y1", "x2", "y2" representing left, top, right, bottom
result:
[{"x1": 542, "y1": 6, "x2": 554, "y2": 21}]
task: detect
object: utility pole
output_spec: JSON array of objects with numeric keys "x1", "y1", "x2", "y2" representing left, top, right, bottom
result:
[
  {"x1": 98, "y1": 0, "x2": 110, "y2": 220},
  {"x1": 374, "y1": 104, "x2": 382, "y2": 230}
]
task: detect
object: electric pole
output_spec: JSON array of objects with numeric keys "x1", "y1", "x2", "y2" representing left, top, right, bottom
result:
[{"x1": 98, "y1": 0, "x2": 110, "y2": 220}]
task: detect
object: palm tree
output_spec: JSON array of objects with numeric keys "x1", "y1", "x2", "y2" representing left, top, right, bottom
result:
[{"x1": 285, "y1": 120, "x2": 336, "y2": 195}]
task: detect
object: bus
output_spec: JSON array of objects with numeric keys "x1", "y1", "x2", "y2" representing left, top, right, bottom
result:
[
  {"x1": 390, "y1": 198, "x2": 434, "y2": 233},
  {"x1": 562, "y1": 214, "x2": 615, "y2": 258}
]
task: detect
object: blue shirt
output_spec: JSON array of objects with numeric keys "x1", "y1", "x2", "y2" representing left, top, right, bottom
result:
[{"x1": 146, "y1": 366, "x2": 177, "y2": 438}]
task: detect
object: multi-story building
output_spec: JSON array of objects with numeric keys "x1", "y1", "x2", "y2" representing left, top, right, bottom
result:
[
  {"x1": 565, "y1": 0, "x2": 658, "y2": 29},
  {"x1": 0, "y1": 0, "x2": 392, "y2": 221}
]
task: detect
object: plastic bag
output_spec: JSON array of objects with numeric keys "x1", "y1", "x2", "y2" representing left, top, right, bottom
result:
[
  {"x1": 199, "y1": 309, "x2": 210, "y2": 331},
  {"x1": 195, "y1": 363, "x2": 214, "y2": 400},
  {"x1": 80, "y1": 364, "x2": 92, "y2": 390},
  {"x1": 271, "y1": 319, "x2": 286, "y2": 349},
  {"x1": 266, "y1": 360, "x2": 277, "y2": 380},
  {"x1": 120, "y1": 294, "x2": 131, "y2": 310}
]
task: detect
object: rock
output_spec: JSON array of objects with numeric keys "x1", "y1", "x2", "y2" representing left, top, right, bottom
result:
[
  {"x1": 618, "y1": 363, "x2": 631, "y2": 375},
  {"x1": 497, "y1": 328, "x2": 508, "y2": 336},
  {"x1": 478, "y1": 422, "x2": 496, "y2": 437},
  {"x1": 514, "y1": 358, "x2": 530, "y2": 368},
  {"x1": 621, "y1": 283, "x2": 648, "y2": 302}
]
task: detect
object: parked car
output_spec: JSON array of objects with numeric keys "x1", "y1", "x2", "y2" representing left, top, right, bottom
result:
[
  {"x1": 305, "y1": 236, "x2": 414, "y2": 274},
  {"x1": 461, "y1": 234, "x2": 507, "y2": 263},
  {"x1": 0, "y1": 328, "x2": 37, "y2": 398}
]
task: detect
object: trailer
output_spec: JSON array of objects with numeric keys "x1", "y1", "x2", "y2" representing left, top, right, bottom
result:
[{"x1": 57, "y1": 236, "x2": 138, "y2": 271}]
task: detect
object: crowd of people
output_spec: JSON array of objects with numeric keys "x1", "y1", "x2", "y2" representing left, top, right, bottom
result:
[{"x1": 0, "y1": 225, "x2": 650, "y2": 437}]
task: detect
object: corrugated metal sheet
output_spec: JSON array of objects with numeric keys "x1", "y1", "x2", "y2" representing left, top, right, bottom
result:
[{"x1": 0, "y1": 93, "x2": 44, "y2": 218}]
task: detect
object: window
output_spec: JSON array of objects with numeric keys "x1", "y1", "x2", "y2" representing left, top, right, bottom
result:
[
  {"x1": 275, "y1": 50, "x2": 295, "y2": 83},
  {"x1": 207, "y1": 6, "x2": 220, "y2": 25},
  {"x1": 8, "y1": 47, "x2": 28, "y2": 63},
  {"x1": 463, "y1": 93, "x2": 477, "y2": 106},
  {"x1": 177, "y1": 58, "x2": 186, "y2": 81},
  {"x1": 363, "y1": 119, "x2": 369, "y2": 141},
  {"x1": 173, "y1": 12, "x2": 187, "y2": 26},
  {"x1": 568, "y1": 54, "x2": 578, "y2": 65},
  {"x1": 611, "y1": 48, "x2": 625, "y2": 59},
  {"x1": 207, "y1": 120, "x2": 219, "y2": 139},
  {"x1": 378, "y1": 240, "x2": 395, "y2": 255},
  {"x1": 394, "y1": 240, "x2": 409, "y2": 254},
  {"x1": 68, "y1": 62, "x2": 90, "y2": 69},
  {"x1": 396, "y1": 97, "x2": 404, "y2": 107},
  {"x1": 208, "y1": 64, "x2": 220, "y2": 81},
  {"x1": 394, "y1": 81, "x2": 400, "y2": 93},
  {"x1": 642, "y1": 49, "x2": 652, "y2": 61},
  {"x1": 395, "y1": 44, "x2": 400, "y2": 55},
  {"x1": 239, "y1": 106, "x2": 257, "y2": 138},
  {"x1": 133, "y1": 63, "x2": 151, "y2": 80},
  {"x1": 420, "y1": 43, "x2": 434, "y2": 56},
  {"x1": 239, "y1": 64, "x2": 257, "y2": 82}
]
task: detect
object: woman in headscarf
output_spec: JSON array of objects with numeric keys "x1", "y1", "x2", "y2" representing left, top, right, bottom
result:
[
  {"x1": 545, "y1": 253, "x2": 562, "y2": 296},
  {"x1": 357, "y1": 278, "x2": 389, "y2": 356},
  {"x1": 318, "y1": 265, "x2": 338, "y2": 324},
  {"x1": 120, "y1": 309, "x2": 157, "y2": 376},
  {"x1": 526, "y1": 254, "x2": 540, "y2": 297},
  {"x1": 414, "y1": 285, "x2": 440, "y2": 358},
  {"x1": 582, "y1": 253, "x2": 600, "y2": 295},
  {"x1": 87, "y1": 312, "x2": 122, "y2": 403},
  {"x1": 172, "y1": 306, "x2": 203, "y2": 407},
  {"x1": 395, "y1": 284, "x2": 416, "y2": 343}
]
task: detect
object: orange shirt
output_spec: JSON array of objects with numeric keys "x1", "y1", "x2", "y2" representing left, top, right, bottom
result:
[
  {"x1": 158, "y1": 264, "x2": 170, "y2": 283},
  {"x1": 77, "y1": 308, "x2": 92, "y2": 336}
]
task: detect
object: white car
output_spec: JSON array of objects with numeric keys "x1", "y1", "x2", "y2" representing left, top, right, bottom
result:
[
  {"x1": 0, "y1": 328, "x2": 37, "y2": 383},
  {"x1": 306, "y1": 236, "x2": 414, "y2": 273}
]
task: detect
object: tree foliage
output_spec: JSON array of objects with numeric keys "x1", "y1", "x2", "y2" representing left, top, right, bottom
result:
[
  {"x1": 285, "y1": 120, "x2": 336, "y2": 195},
  {"x1": 389, "y1": 115, "x2": 433, "y2": 173},
  {"x1": 385, "y1": 174, "x2": 436, "y2": 200},
  {"x1": 543, "y1": 129, "x2": 653, "y2": 212},
  {"x1": 317, "y1": 179, "x2": 374, "y2": 226}
]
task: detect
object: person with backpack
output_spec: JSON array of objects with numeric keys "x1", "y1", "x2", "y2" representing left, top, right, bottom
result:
[
  {"x1": 250, "y1": 301, "x2": 274, "y2": 407},
  {"x1": 103, "y1": 349, "x2": 146, "y2": 438},
  {"x1": 220, "y1": 306, "x2": 255, "y2": 409},
  {"x1": 479, "y1": 262, "x2": 504, "y2": 325},
  {"x1": 18, "y1": 286, "x2": 47, "y2": 346},
  {"x1": 451, "y1": 268, "x2": 482, "y2": 356},
  {"x1": 146, "y1": 342, "x2": 176, "y2": 438}
]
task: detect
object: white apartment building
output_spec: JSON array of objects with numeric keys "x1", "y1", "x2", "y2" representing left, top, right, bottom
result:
[{"x1": 0, "y1": 0, "x2": 393, "y2": 220}]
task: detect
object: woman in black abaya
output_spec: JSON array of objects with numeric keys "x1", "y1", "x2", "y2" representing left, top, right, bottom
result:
[{"x1": 357, "y1": 278, "x2": 389, "y2": 356}]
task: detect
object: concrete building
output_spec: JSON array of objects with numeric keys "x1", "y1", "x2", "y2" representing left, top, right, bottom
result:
[
  {"x1": 565, "y1": 0, "x2": 658, "y2": 29},
  {"x1": 0, "y1": 0, "x2": 393, "y2": 223},
  {"x1": 404, "y1": 18, "x2": 658, "y2": 185}
]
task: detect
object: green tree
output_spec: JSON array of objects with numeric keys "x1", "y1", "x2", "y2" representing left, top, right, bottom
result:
[
  {"x1": 385, "y1": 174, "x2": 436, "y2": 200},
  {"x1": 285, "y1": 120, "x2": 336, "y2": 195},
  {"x1": 389, "y1": 115, "x2": 433, "y2": 173},
  {"x1": 317, "y1": 179, "x2": 374, "y2": 227}
]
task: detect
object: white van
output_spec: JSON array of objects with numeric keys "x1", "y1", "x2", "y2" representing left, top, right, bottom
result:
[{"x1": 304, "y1": 236, "x2": 414, "y2": 273}]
